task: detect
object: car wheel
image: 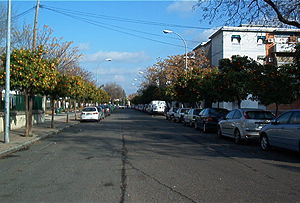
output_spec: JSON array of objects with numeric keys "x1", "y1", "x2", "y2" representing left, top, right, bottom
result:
[
  {"x1": 189, "y1": 121, "x2": 193, "y2": 127},
  {"x1": 194, "y1": 122, "x2": 198, "y2": 129},
  {"x1": 234, "y1": 129, "x2": 242, "y2": 144},
  {"x1": 217, "y1": 127, "x2": 223, "y2": 138},
  {"x1": 260, "y1": 134, "x2": 270, "y2": 151}
]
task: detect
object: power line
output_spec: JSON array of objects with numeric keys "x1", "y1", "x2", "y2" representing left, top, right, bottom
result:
[
  {"x1": 41, "y1": 6, "x2": 196, "y2": 50},
  {"x1": 0, "y1": 7, "x2": 35, "y2": 23},
  {"x1": 41, "y1": 5, "x2": 200, "y2": 44},
  {"x1": 41, "y1": 4, "x2": 212, "y2": 30}
]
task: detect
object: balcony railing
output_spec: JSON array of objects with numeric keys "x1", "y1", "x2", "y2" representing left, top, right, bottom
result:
[{"x1": 273, "y1": 43, "x2": 296, "y2": 53}]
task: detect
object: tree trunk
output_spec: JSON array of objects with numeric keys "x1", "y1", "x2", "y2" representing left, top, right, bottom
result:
[
  {"x1": 74, "y1": 100, "x2": 77, "y2": 120},
  {"x1": 51, "y1": 98, "x2": 55, "y2": 128},
  {"x1": 25, "y1": 93, "x2": 33, "y2": 137},
  {"x1": 66, "y1": 98, "x2": 69, "y2": 123}
]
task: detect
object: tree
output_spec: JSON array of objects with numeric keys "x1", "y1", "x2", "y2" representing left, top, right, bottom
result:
[
  {"x1": 0, "y1": 46, "x2": 58, "y2": 136},
  {"x1": 249, "y1": 64, "x2": 300, "y2": 115},
  {"x1": 194, "y1": 0, "x2": 300, "y2": 28},
  {"x1": 103, "y1": 82, "x2": 126, "y2": 103},
  {"x1": 13, "y1": 25, "x2": 83, "y2": 75},
  {"x1": 218, "y1": 55, "x2": 257, "y2": 107}
]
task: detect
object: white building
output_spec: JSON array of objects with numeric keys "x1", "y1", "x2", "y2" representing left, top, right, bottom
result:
[{"x1": 194, "y1": 25, "x2": 300, "y2": 110}]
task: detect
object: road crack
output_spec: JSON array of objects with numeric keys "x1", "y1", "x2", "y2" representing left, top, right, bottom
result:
[
  {"x1": 120, "y1": 130, "x2": 127, "y2": 203},
  {"x1": 126, "y1": 160, "x2": 198, "y2": 203}
]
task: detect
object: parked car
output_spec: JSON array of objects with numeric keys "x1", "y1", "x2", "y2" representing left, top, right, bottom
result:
[
  {"x1": 150, "y1": 100, "x2": 166, "y2": 115},
  {"x1": 166, "y1": 107, "x2": 178, "y2": 120},
  {"x1": 183, "y1": 108, "x2": 202, "y2": 127},
  {"x1": 218, "y1": 108, "x2": 275, "y2": 144},
  {"x1": 174, "y1": 108, "x2": 190, "y2": 123},
  {"x1": 100, "y1": 105, "x2": 111, "y2": 117},
  {"x1": 96, "y1": 106, "x2": 105, "y2": 120},
  {"x1": 195, "y1": 108, "x2": 229, "y2": 132},
  {"x1": 80, "y1": 107, "x2": 101, "y2": 122},
  {"x1": 259, "y1": 109, "x2": 300, "y2": 152}
]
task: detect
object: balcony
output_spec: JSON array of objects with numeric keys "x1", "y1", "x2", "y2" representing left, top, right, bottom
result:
[{"x1": 273, "y1": 43, "x2": 296, "y2": 53}]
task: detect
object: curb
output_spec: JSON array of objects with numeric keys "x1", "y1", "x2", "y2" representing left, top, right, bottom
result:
[{"x1": 0, "y1": 121, "x2": 79, "y2": 158}]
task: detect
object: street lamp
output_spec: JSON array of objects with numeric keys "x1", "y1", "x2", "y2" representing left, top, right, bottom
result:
[
  {"x1": 163, "y1": 29, "x2": 188, "y2": 70},
  {"x1": 95, "y1": 58, "x2": 112, "y2": 86}
]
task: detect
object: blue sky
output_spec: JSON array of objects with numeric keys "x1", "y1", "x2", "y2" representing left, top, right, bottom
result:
[{"x1": 8, "y1": 0, "x2": 224, "y2": 95}]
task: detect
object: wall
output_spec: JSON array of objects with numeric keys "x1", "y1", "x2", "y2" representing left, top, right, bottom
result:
[
  {"x1": 0, "y1": 111, "x2": 45, "y2": 133},
  {"x1": 222, "y1": 31, "x2": 266, "y2": 62},
  {"x1": 211, "y1": 32, "x2": 224, "y2": 67}
]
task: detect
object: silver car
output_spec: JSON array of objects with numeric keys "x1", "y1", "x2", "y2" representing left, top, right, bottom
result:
[
  {"x1": 183, "y1": 108, "x2": 202, "y2": 127},
  {"x1": 217, "y1": 108, "x2": 275, "y2": 144},
  {"x1": 259, "y1": 109, "x2": 300, "y2": 152},
  {"x1": 174, "y1": 108, "x2": 190, "y2": 123}
]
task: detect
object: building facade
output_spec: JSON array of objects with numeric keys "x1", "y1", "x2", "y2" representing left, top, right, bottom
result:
[{"x1": 194, "y1": 25, "x2": 300, "y2": 110}]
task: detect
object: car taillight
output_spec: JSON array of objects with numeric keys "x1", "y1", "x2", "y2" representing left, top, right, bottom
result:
[
  {"x1": 207, "y1": 117, "x2": 214, "y2": 121},
  {"x1": 244, "y1": 112, "x2": 250, "y2": 119},
  {"x1": 93, "y1": 112, "x2": 98, "y2": 115}
]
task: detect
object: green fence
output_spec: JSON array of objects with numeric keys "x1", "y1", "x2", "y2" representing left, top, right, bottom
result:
[{"x1": 0, "y1": 94, "x2": 44, "y2": 111}]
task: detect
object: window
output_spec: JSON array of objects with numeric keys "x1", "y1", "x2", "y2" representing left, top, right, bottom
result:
[
  {"x1": 233, "y1": 111, "x2": 242, "y2": 119},
  {"x1": 226, "y1": 111, "x2": 235, "y2": 119},
  {"x1": 199, "y1": 109, "x2": 206, "y2": 116},
  {"x1": 231, "y1": 35, "x2": 241, "y2": 44},
  {"x1": 245, "y1": 111, "x2": 275, "y2": 120},
  {"x1": 257, "y1": 36, "x2": 266, "y2": 45},
  {"x1": 277, "y1": 112, "x2": 293, "y2": 124},
  {"x1": 289, "y1": 112, "x2": 300, "y2": 124}
]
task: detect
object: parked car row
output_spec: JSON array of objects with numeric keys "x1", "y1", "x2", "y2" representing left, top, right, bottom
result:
[
  {"x1": 164, "y1": 107, "x2": 300, "y2": 153},
  {"x1": 133, "y1": 100, "x2": 166, "y2": 115},
  {"x1": 80, "y1": 104, "x2": 114, "y2": 122}
]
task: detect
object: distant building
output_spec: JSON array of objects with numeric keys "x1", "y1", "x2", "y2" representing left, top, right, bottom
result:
[{"x1": 194, "y1": 25, "x2": 300, "y2": 110}]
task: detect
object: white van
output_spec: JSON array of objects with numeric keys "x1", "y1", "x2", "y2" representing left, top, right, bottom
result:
[{"x1": 150, "y1": 100, "x2": 166, "y2": 114}]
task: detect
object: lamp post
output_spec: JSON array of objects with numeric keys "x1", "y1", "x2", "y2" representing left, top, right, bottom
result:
[
  {"x1": 163, "y1": 29, "x2": 188, "y2": 70},
  {"x1": 95, "y1": 58, "x2": 112, "y2": 86}
]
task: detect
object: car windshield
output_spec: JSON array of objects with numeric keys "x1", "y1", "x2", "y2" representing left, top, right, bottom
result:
[
  {"x1": 193, "y1": 109, "x2": 202, "y2": 115},
  {"x1": 181, "y1": 109, "x2": 189, "y2": 113},
  {"x1": 245, "y1": 111, "x2": 275, "y2": 120},
  {"x1": 83, "y1": 107, "x2": 97, "y2": 112},
  {"x1": 210, "y1": 109, "x2": 228, "y2": 116}
]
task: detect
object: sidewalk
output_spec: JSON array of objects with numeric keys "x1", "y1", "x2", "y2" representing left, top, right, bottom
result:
[{"x1": 0, "y1": 113, "x2": 79, "y2": 158}]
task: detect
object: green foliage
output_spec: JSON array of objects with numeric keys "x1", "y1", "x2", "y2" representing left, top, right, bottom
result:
[
  {"x1": 218, "y1": 55, "x2": 258, "y2": 105},
  {"x1": 0, "y1": 46, "x2": 58, "y2": 94},
  {"x1": 248, "y1": 64, "x2": 300, "y2": 106}
]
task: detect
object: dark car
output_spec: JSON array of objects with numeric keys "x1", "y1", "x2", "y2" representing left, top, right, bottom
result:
[
  {"x1": 195, "y1": 108, "x2": 229, "y2": 133},
  {"x1": 259, "y1": 109, "x2": 300, "y2": 152}
]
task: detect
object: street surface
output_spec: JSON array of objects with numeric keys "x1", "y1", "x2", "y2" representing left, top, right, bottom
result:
[{"x1": 0, "y1": 109, "x2": 300, "y2": 202}]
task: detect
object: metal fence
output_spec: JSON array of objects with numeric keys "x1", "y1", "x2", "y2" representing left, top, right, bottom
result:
[{"x1": 0, "y1": 94, "x2": 43, "y2": 111}]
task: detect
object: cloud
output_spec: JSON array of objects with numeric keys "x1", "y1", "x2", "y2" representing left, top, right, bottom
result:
[
  {"x1": 77, "y1": 43, "x2": 90, "y2": 51},
  {"x1": 195, "y1": 28, "x2": 218, "y2": 42},
  {"x1": 93, "y1": 67, "x2": 140, "y2": 75},
  {"x1": 113, "y1": 75, "x2": 126, "y2": 82},
  {"x1": 81, "y1": 51, "x2": 150, "y2": 63},
  {"x1": 167, "y1": 0, "x2": 197, "y2": 14}
]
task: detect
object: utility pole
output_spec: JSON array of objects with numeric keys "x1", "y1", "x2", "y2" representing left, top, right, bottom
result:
[
  {"x1": 4, "y1": 0, "x2": 12, "y2": 143},
  {"x1": 32, "y1": 0, "x2": 40, "y2": 49}
]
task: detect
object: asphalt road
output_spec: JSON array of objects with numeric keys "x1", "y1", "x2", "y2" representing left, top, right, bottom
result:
[{"x1": 0, "y1": 109, "x2": 299, "y2": 203}]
